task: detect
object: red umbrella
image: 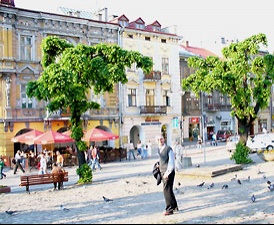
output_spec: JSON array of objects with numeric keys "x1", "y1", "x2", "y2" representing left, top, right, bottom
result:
[
  {"x1": 33, "y1": 130, "x2": 74, "y2": 145},
  {"x1": 83, "y1": 128, "x2": 119, "y2": 142},
  {"x1": 11, "y1": 129, "x2": 44, "y2": 145}
]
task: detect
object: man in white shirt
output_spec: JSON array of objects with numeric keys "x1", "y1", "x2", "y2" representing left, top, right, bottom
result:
[{"x1": 158, "y1": 136, "x2": 178, "y2": 216}]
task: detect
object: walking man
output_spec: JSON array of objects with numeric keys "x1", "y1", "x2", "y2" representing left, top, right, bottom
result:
[{"x1": 158, "y1": 136, "x2": 178, "y2": 216}]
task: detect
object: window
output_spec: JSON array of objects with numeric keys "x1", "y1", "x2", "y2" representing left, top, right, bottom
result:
[
  {"x1": 128, "y1": 89, "x2": 136, "y2": 106},
  {"x1": 145, "y1": 36, "x2": 151, "y2": 41},
  {"x1": 163, "y1": 90, "x2": 170, "y2": 106},
  {"x1": 162, "y1": 57, "x2": 169, "y2": 74},
  {"x1": 219, "y1": 93, "x2": 224, "y2": 105},
  {"x1": 161, "y1": 39, "x2": 166, "y2": 43},
  {"x1": 146, "y1": 89, "x2": 154, "y2": 106},
  {"x1": 21, "y1": 84, "x2": 33, "y2": 108},
  {"x1": 20, "y1": 35, "x2": 33, "y2": 60},
  {"x1": 90, "y1": 90, "x2": 105, "y2": 107}
]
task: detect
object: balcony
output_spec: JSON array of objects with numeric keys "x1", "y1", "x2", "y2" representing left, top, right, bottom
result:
[
  {"x1": 144, "y1": 71, "x2": 161, "y2": 81},
  {"x1": 139, "y1": 105, "x2": 167, "y2": 115}
]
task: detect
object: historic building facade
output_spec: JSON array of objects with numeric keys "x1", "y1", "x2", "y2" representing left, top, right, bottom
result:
[
  {"x1": 110, "y1": 15, "x2": 182, "y2": 148},
  {"x1": 0, "y1": 2, "x2": 122, "y2": 157}
]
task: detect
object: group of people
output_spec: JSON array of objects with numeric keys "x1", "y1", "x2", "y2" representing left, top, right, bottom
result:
[
  {"x1": 126, "y1": 140, "x2": 152, "y2": 161},
  {"x1": 86, "y1": 145, "x2": 102, "y2": 171}
]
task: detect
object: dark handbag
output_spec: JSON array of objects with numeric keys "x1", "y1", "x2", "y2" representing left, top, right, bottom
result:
[{"x1": 12, "y1": 158, "x2": 16, "y2": 164}]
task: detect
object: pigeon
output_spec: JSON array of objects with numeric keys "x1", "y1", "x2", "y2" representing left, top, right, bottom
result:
[
  {"x1": 125, "y1": 180, "x2": 130, "y2": 184},
  {"x1": 196, "y1": 164, "x2": 200, "y2": 168},
  {"x1": 197, "y1": 182, "x2": 205, "y2": 187},
  {"x1": 207, "y1": 183, "x2": 214, "y2": 189},
  {"x1": 103, "y1": 196, "x2": 113, "y2": 202},
  {"x1": 257, "y1": 169, "x2": 263, "y2": 174},
  {"x1": 60, "y1": 204, "x2": 70, "y2": 212},
  {"x1": 222, "y1": 184, "x2": 228, "y2": 189},
  {"x1": 267, "y1": 180, "x2": 272, "y2": 185},
  {"x1": 178, "y1": 182, "x2": 181, "y2": 186},
  {"x1": 237, "y1": 179, "x2": 242, "y2": 185},
  {"x1": 263, "y1": 175, "x2": 267, "y2": 179},
  {"x1": 268, "y1": 184, "x2": 274, "y2": 191},
  {"x1": 231, "y1": 174, "x2": 237, "y2": 181},
  {"x1": 5, "y1": 209, "x2": 17, "y2": 215},
  {"x1": 251, "y1": 194, "x2": 256, "y2": 202},
  {"x1": 142, "y1": 181, "x2": 148, "y2": 184}
]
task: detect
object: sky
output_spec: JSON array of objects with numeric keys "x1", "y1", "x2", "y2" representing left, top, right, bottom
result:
[{"x1": 15, "y1": 0, "x2": 274, "y2": 53}]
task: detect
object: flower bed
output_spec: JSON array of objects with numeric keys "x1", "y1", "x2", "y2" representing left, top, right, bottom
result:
[
  {"x1": 0, "y1": 185, "x2": 11, "y2": 193},
  {"x1": 257, "y1": 150, "x2": 274, "y2": 161}
]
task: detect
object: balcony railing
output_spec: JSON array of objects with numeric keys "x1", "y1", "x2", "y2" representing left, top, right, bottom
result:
[
  {"x1": 144, "y1": 71, "x2": 161, "y2": 80},
  {"x1": 139, "y1": 105, "x2": 167, "y2": 114}
]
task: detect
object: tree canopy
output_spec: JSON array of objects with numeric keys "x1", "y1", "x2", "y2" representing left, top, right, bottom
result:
[
  {"x1": 182, "y1": 33, "x2": 274, "y2": 143},
  {"x1": 27, "y1": 36, "x2": 153, "y2": 167}
]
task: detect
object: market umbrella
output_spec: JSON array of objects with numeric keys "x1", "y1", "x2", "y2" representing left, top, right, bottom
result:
[
  {"x1": 11, "y1": 129, "x2": 44, "y2": 145},
  {"x1": 33, "y1": 130, "x2": 74, "y2": 145},
  {"x1": 82, "y1": 128, "x2": 119, "y2": 142}
]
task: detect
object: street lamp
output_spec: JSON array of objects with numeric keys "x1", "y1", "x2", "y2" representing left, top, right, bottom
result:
[{"x1": 201, "y1": 92, "x2": 206, "y2": 164}]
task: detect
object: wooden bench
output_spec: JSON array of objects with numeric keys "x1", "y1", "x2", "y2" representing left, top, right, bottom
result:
[{"x1": 19, "y1": 172, "x2": 68, "y2": 193}]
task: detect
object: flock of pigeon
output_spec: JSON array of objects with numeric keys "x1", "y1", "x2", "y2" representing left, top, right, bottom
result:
[{"x1": 192, "y1": 166, "x2": 274, "y2": 204}]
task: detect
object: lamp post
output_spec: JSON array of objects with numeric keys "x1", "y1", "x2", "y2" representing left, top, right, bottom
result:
[{"x1": 201, "y1": 92, "x2": 206, "y2": 164}]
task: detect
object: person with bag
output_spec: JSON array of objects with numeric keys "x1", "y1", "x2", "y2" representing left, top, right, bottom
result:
[
  {"x1": 13, "y1": 150, "x2": 25, "y2": 174},
  {"x1": 158, "y1": 136, "x2": 178, "y2": 216}
]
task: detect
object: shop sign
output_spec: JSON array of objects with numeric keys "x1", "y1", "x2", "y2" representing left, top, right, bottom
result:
[{"x1": 189, "y1": 117, "x2": 200, "y2": 124}]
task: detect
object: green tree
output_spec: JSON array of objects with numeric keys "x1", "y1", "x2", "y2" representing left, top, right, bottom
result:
[
  {"x1": 182, "y1": 33, "x2": 274, "y2": 144},
  {"x1": 26, "y1": 36, "x2": 152, "y2": 175}
]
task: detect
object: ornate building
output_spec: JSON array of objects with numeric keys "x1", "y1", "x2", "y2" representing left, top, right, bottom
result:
[
  {"x1": 110, "y1": 15, "x2": 182, "y2": 148},
  {"x1": 0, "y1": 2, "x2": 121, "y2": 157}
]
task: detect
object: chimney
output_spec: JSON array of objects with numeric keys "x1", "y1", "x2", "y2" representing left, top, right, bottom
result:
[
  {"x1": 185, "y1": 40, "x2": 189, "y2": 47},
  {"x1": 98, "y1": 13, "x2": 103, "y2": 21},
  {"x1": 104, "y1": 7, "x2": 108, "y2": 22}
]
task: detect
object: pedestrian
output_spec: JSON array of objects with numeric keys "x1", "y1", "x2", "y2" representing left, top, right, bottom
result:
[
  {"x1": 173, "y1": 141, "x2": 183, "y2": 171},
  {"x1": 91, "y1": 145, "x2": 102, "y2": 171},
  {"x1": 56, "y1": 151, "x2": 64, "y2": 167},
  {"x1": 127, "y1": 141, "x2": 136, "y2": 161},
  {"x1": 158, "y1": 136, "x2": 178, "y2": 216},
  {"x1": 147, "y1": 140, "x2": 152, "y2": 158},
  {"x1": 212, "y1": 132, "x2": 217, "y2": 146},
  {"x1": 87, "y1": 145, "x2": 93, "y2": 166},
  {"x1": 137, "y1": 140, "x2": 142, "y2": 159},
  {"x1": 38, "y1": 153, "x2": 47, "y2": 174},
  {"x1": 0, "y1": 155, "x2": 7, "y2": 179},
  {"x1": 28, "y1": 150, "x2": 35, "y2": 172},
  {"x1": 197, "y1": 135, "x2": 202, "y2": 149},
  {"x1": 13, "y1": 150, "x2": 25, "y2": 174},
  {"x1": 142, "y1": 144, "x2": 148, "y2": 159}
]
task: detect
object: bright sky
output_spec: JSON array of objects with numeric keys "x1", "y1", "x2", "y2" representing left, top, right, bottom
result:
[{"x1": 15, "y1": 0, "x2": 274, "y2": 53}]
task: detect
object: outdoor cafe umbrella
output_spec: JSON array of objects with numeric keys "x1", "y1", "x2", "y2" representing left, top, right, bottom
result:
[
  {"x1": 33, "y1": 130, "x2": 74, "y2": 145},
  {"x1": 11, "y1": 129, "x2": 44, "y2": 145},
  {"x1": 82, "y1": 128, "x2": 119, "y2": 142}
]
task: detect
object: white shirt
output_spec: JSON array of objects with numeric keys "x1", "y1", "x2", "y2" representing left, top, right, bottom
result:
[{"x1": 160, "y1": 144, "x2": 175, "y2": 178}]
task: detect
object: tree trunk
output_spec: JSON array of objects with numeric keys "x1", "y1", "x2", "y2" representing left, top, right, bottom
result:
[
  {"x1": 76, "y1": 145, "x2": 86, "y2": 168},
  {"x1": 238, "y1": 120, "x2": 250, "y2": 145}
]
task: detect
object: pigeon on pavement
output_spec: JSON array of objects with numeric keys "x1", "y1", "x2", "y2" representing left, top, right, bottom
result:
[
  {"x1": 60, "y1": 204, "x2": 70, "y2": 211},
  {"x1": 5, "y1": 209, "x2": 17, "y2": 215},
  {"x1": 222, "y1": 184, "x2": 228, "y2": 189},
  {"x1": 103, "y1": 196, "x2": 113, "y2": 202},
  {"x1": 251, "y1": 194, "x2": 256, "y2": 202},
  {"x1": 197, "y1": 182, "x2": 205, "y2": 187},
  {"x1": 207, "y1": 183, "x2": 214, "y2": 189}
]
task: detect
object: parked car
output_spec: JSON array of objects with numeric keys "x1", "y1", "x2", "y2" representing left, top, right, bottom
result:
[
  {"x1": 216, "y1": 130, "x2": 233, "y2": 142},
  {"x1": 226, "y1": 133, "x2": 274, "y2": 153}
]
